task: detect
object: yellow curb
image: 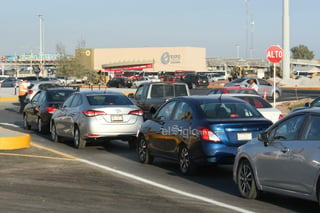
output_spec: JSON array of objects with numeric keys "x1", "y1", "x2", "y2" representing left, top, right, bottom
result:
[
  {"x1": 0, "y1": 97, "x2": 18, "y2": 102},
  {"x1": 0, "y1": 128, "x2": 30, "y2": 150}
]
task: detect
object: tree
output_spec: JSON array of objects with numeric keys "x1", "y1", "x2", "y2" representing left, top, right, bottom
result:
[{"x1": 291, "y1": 44, "x2": 314, "y2": 60}]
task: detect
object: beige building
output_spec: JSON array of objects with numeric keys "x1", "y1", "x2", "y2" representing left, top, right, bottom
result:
[{"x1": 76, "y1": 47, "x2": 207, "y2": 74}]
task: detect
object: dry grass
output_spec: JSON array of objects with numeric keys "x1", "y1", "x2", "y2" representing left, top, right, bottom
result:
[{"x1": 275, "y1": 98, "x2": 313, "y2": 116}]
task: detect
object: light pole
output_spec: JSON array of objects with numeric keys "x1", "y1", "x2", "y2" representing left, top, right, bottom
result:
[{"x1": 37, "y1": 14, "x2": 44, "y2": 77}]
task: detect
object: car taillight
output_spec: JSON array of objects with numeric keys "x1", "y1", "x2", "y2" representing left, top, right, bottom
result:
[
  {"x1": 28, "y1": 90, "x2": 33, "y2": 94},
  {"x1": 198, "y1": 127, "x2": 221, "y2": 142},
  {"x1": 129, "y1": 109, "x2": 143, "y2": 116},
  {"x1": 82, "y1": 110, "x2": 106, "y2": 117},
  {"x1": 279, "y1": 114, "x2": 284, "y2": 120},
  {"x1": 197, "y1": 80, "x2": 200, "y2": 83},
  {"x1": 46, "y1": 106, "x2": 57, "y2": 114},
  {"x1": 233, "y1": 84, "x2": 241, "y2": 87}
]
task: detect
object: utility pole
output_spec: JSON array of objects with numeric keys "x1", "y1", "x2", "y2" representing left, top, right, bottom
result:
[
  {"x1": 282, "y1": 0, "x2": 290, "y2": 80},
  {"x1": 37, "y1": 14, "x2": 44, "y2": 76}
]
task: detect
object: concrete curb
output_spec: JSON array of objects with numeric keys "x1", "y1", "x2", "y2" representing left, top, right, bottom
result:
[{"x1": 0, "y1": 127, "x2": 30, "y2": 150}]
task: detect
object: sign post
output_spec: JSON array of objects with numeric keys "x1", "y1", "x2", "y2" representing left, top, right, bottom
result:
[{"x1": 266, "y1": 45, "x2": 283, "y2": 106}]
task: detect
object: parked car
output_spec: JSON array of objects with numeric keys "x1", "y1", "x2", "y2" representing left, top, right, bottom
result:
[
  {"x1": 107, "y1": 77, "x2": 132, "y2": 88},
  {"x1": 233, "y1": 108, "x2": 320, "y2": 206},
  {"x1": 136, "y1": 95, "x2": 273, "y2": 175},
  {"x1": 290, "y1": 96, "x2": 320, "y2": 113},
  {"x1": 0, "y1": 75, "x2": 9, "y2": 84},
  {"x1": 208, "y1": 87, "x2": 259, "y2": 95},
  {"x1": 25, "y1": 81, "x2": 62, "y2": 102},
  {"x1": 1, "y1": 77, "x2": 20, "y2": 87},
  {"x1": 132, "y1": 76, "x2": 160, "y2": 88},
  {"x1": 50, "y1": 91, "x2": 144, "y2": 149},
  {"x1": 23, "y1": 88, "x2": 76, "y2": 133},
  {"x1": 183, "y1": 74, "x2": 209, "y2": 89},
  {"x1": 224, "y1": 77, "x2": 282, "y2": 100},
  {"x1": 218, "y1": 94, "x2": 283, "y2": 123},
  {"x1": 206, "y1": 72, "x2": 226, "y2": 82}
]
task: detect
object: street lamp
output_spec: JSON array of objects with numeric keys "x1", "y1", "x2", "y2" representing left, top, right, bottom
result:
[{"x1": 37, "y1": 14, "x2": 44, "y2": 77}]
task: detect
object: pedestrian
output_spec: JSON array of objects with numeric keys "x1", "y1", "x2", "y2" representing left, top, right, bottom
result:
[
  {"x1": 19, "y1": 79, "x2": 28, "y2": 113},
  {"x1": 249, "y1": 79, "x2": 258, "y2": 92}
]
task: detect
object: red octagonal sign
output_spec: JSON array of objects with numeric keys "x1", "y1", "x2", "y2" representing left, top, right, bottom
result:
[{"x1": 266, "y1": 45, "x2": 283, "y2": 63}]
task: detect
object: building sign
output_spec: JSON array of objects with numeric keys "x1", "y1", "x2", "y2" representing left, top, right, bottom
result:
[{"x1": 161, "y1": 52, "x2": 181, "y2": 65}]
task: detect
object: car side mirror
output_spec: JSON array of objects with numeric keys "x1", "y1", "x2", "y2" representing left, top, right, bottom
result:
[
  {"x1": 304, "y1": 102, "x2": 311, "y2": 107},
  {"x1": 258, "y1": 132, "x2": 269, "y2": 147},
  {"x1": 127, "y1": 93, "x2": 134, "y2": 99}
]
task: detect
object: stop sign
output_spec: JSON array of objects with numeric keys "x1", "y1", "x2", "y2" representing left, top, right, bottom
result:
[{"x1": 266, "y1": 45, "x2": 283, "y2": 63}]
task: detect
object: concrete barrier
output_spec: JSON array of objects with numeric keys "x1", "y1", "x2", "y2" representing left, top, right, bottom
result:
[{"x1": 0, "y1": 127, "x2": 30, "y2": 150}]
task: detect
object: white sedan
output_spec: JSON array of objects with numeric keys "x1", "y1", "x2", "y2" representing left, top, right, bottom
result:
[
  {"x1": 132, "y1": 76, "x2": 160, "y2": 88},
  {"x1": 216, "y1": 94, "x2": 283, "y2": 123}
]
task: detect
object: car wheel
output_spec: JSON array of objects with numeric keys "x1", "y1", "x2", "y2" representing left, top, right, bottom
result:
[
  {"x1": 74, "y1": 126, "x2": 86, "y2": 149},
  {"x1": 272, "y1": 91, "x2": 280, "y2": 100},
  {"x1": 179, "y1": 145, "x2": 197, "y2": 175},
  {"x1": 23, "y1": 114, "x2": 31, "y2": 130},
  {"x1": 137, "y1": 135, "x2": 153, "y2": 164},
  {"x1": 237, "y1": 159, "x2": 260, "y2": 199},
  {"x1": 51, "y1": 123, "x2": 61, "y2": 142},
  {"x1": 37, "y1": 117, "x2": 45, "y2": 133}
]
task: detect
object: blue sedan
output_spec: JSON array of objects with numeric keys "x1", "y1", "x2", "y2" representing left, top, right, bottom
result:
[{"x1": 137, "y1": 95, "x2": 273, "y2": 175}]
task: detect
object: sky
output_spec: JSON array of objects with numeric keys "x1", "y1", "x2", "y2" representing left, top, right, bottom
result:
[{"x1": 1, "y1": 0, "x2": 319, "y2": 59}]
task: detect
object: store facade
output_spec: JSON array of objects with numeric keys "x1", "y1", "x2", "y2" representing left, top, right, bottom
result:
[{"x1": 76, "y1": 47, "x2": 207, "y2": 74}]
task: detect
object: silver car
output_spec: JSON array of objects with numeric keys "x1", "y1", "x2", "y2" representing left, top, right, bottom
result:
[
  {"x1": 50, "y1": 90, "x2": 144, "y2": 149},
  {"x1": 233, "y1": 108, "x2": 320, "y2": 206},
  {"x1": 224, "y1": 77, "x2": 282, "y2": 100}
]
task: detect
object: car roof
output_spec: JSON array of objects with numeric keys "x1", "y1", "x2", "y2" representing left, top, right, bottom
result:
[
  {"x1": 174, "y1": 95, "x2": 249, "y2": 104},
  {"x1": 75, "y1": 90, "x2": 124, "y2": 96}
]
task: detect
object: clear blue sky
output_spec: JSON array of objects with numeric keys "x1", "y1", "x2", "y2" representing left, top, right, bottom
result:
[{"x1": 1, "y1": 0, "x2": 319, "y2": 59}]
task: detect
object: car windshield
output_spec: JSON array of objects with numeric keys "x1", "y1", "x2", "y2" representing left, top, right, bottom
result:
[
  {"x1": 47, "y1": 90, "x2": 75, "y2": 102},
  {"x1": 200, "y1": 102, "x2": 261, "y2": 119},
  {"x1": 87, "y1": 94, "x2": 133, "y2": 105}
]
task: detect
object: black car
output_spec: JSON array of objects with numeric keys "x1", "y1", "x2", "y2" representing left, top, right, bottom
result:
[
  {"x1": 107, "y1": 77, "x2": 132, "y2": 88},
  {"x1": 1, "y1": 77, "x2": 20, "y2": 87},
  {"x1": 23, "y1": 88, "x2": 77, "y2": 133},
  {"x1": 183, "y1": 74, "x2": 209, "y2": 89}
]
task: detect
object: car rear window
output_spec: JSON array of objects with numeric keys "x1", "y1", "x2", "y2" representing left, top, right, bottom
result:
[
  {"x1": 200, "y1": 103, "x2": 261, "y2": 119},
  {"x1": 47, "y1": 90, "x2": 75, "y2": 102},
  {"x1": 236, "y1": 96, "x2": 272, "y2": 108},
  {"x1": 150, "y1": 84, "x2": 188, "y2": 98},
  {"x1": 87, "y1": 95, "x2": 133, "y2": 105}
]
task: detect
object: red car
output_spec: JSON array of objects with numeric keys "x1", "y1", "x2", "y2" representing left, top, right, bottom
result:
[{"x1": 208, "y1": 87, "x2": 259, "y2": 95}]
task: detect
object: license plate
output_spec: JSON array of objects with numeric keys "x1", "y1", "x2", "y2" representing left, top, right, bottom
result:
[
  {"x1": 111, "y1": 115, "x2": 123, "y2": 121},
  {"x1": 237, "y1": 132, "x2": 252, "y2": 141}
]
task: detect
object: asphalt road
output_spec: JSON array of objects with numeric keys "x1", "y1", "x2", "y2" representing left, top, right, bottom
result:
[{"x1": 0, "y1": 91, "x2": 319, "y2": 212}]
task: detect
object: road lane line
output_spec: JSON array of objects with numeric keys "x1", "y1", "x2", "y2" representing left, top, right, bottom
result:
[
  {"x1": 31, "y1": 142, "x2": 79, "y2": 160},
  {"x1": 26, "y1": 142, "x2": 255, "y2": 212},
  {"x1": 81, "y1": 159, "x2": 255, "y2": 213},
  {"x1": 0, "y1": 152, "x2": 78, "y2": 161}
]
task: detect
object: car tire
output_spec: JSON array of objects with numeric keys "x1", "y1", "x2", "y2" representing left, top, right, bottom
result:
[
  {"x1": 237, "y1": 159, "x2": 260, "y2": 199},
  {"x1": 74, "y1": 126, "x2": 86, "y2": 149},
  {"x1": 179, "y1": 145, "x2": 197, "y2": 175},
  {"x1": 51, "y1": 123, "x2": 61, "y2": 143},
  {"x1": 37, "y1": 117, "x2": 47, "y2": 134},
  {"x1": 23, "y1": 114, "x2": 31, "y2": 130},
  {"x1": 137, "y1": 135, "x2": 153, "y2": 164},
  {"x1": 272, "y1": 91, "x2": 280, "y2": 100}
]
